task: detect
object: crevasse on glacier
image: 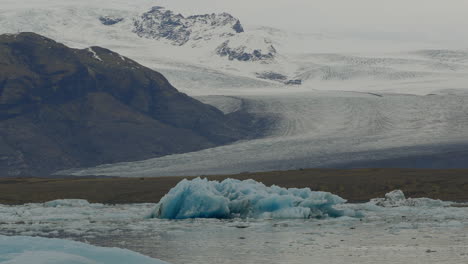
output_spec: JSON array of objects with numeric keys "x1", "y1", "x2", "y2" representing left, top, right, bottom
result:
[{"x1": 149, "y1": 178, "x2": 360, "y2": 219}]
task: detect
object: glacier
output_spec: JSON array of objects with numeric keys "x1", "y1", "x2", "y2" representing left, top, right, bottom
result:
[
  {"x1": 149, "y1": 178, "x2": 359, "y2": 219},
  {"x1": 4, "y1": 0, "x2": 468, "y2": 177},
  {"x1": 0, "y1": 235, "x2": 169, "y2": 264}
]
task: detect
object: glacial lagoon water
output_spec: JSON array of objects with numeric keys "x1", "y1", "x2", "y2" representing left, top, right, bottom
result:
[{"x1": 1, "y1": 182, "x2": 467, "y2": 264}]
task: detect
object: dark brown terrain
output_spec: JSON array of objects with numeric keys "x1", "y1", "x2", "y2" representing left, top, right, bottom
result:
[
  {"x1": 1, "y1": 168, "x2": 467, "y2": 205},
  {"x1": 0, "y1": 33, "x2": 262, "y2": 176}
]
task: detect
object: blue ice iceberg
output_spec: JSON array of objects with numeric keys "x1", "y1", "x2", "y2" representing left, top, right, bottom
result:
[
  {"x1": 149, "y1": 178, "x2": 359, "y2": 219},
  {"x1": 0, "y1": 236, "x2": 169, "y2": 264}
]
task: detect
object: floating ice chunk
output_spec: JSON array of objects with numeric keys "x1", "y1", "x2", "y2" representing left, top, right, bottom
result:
[
  {"x1": 44, "y1": 199, "x2": 91, "y2": 208},
  {"x1": 0, "y1": 236, "x2": 169, "y2": 264},
  {"x1": 370, "y1": 190, "x2": 451, "y2": 207},
  {"x1": 149, "y1": 178, "x2": 359, "y2": 219},
  {"x1": 384, "y1": 190, "x2": 406, "y2": 202}
]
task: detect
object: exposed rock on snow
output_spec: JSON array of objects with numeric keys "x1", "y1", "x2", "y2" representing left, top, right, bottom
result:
[
  {"x1": 99, "y1": 16, "x2": 124, "y2": 26},
  {"x1": 216, "y1": 37, "x2": 277, "y2": 62},
  {"x1": 149, "y1": 178, "x2": 359, "y2": 219},
  {"x1": 371, "y1": 190, "x2": 451, "y2": 207},
  {"x1": 132, "y1": 6, "x2": 275, "y2": 62},
  {"x1": 133, "y1": 6, "x2": 243, "y2": 46},
  {"x1": 285, "y1": 79, "x2": 302, "y2": 85},
  {"x1": 256, "y1": 71, "x2": 288, "y2": 81}
]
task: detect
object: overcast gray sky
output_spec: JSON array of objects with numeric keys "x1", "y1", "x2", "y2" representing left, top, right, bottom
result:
[{"x1": 157, "y1": 0, "x2": 468, "y2": 45}]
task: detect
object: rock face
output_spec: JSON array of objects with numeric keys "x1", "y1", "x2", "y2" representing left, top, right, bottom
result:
[
  {"x1": 285, "y1": 79, "x2": 302, "y2": 85},
  {"x1": 132, "y1": 6, "x2": 275, "y2": 62},
  {"x1": 99, "y1": 16, "x2": 124, "y2": 26},
  {"x1": 216, "y1": 39, "x2": 276, "y2": 62},
  {"x1": 0, "y1": 33, "x2": 257, "y2": 176},
  {"x1": 133, "y1": 6, "x2": 243, "y2": 46},
  {"x1": 256, "y1": 72, "x2": 288, "y2": 81}
]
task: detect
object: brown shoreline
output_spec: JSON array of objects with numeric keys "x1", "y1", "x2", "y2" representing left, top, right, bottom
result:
[{"x1": 1, "y1": 168, "x2": 467, "y2": 205}]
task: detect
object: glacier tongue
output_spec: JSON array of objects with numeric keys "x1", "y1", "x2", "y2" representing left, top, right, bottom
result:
[{"x1": 149, "y1": 178, "x2": 358, "y2": 219}]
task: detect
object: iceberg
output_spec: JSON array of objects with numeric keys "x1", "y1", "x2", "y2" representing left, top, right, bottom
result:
[
  {"x1": 370, "y1": 190, "x2": 451, "y2": 207},
  {"x1": 149, "y1": 178, "x2": 359, "y2": 219},
  {"x1": 0, "y1": 236, "x2": 169, "y2": 264}
]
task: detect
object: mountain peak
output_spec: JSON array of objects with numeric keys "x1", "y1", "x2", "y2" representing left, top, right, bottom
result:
[
  {"x1": 130, "y1": 7, "x2": 276, "y2": 62},
  {"x1": 133, "y1": 6, "x2": 244, "y2": 46}
]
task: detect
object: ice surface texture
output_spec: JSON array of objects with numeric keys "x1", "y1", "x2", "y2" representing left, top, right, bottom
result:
[
  {"x1": 149, "y1": 178, "x2": 358, "y2": 219},
  {"x1": 0, "y1": 236, "x2": 169, "y2": 264},
  {"x1": 370, "y1": 190, "x2": 450, "y2": 207},
  {"x1": 44, "y1": 199, "x2": 92, "y2": 207}
]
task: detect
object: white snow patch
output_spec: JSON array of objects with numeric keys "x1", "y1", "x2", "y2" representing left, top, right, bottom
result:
[{"x1": 87, "y1": 47, "x2": 102, "y2": 61}]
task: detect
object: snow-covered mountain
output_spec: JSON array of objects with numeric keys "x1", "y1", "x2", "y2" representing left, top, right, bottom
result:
[
  {"x1": 131, "y1": 6, "x2": 277, "y2": 62},
  {"x1": 2, "y1": 0, "x2": 467, "y2": 88},
  {"x1": 132, "y1": 6, "x2": 244, "y2": 46},
  {"x1": 2, "y1": 0, "x2": 468, "y2": 176},
  {"x1": 0, "y1": 2, "x2": 288, "y2": 83}
]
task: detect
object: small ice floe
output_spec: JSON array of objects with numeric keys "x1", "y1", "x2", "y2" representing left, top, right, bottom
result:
[
  {"x1": 149, "y1": 178, "x2": 360, "y2": 220},
  {"x1": 43, "y1": 199, "x2": 92, "y2": 208},
  {"x1": 87, "y1": 47, "x2": 103, "y2": 61},
  {"x1": 0, "y1": 235, "x2": 169, "y2": 264},
  {"x1": 370, "y1": 190, "x2": 451, "y2": 207}
]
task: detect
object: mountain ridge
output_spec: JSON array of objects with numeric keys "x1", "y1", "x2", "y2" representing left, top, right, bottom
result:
[
  {"x1": 0, "y1": 32, "x2": 261, "y2": 176},
  {"x1": 130, "y1": 6, "x2": 276, "y2": 62},
  {"x1": 132, "y1": 6, "x2": 244, "y2": 46}
]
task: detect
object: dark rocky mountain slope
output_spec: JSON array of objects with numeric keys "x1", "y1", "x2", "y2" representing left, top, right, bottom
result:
[{"x1": 0, "y1": 32, "x2": 260, "y2": 176}]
